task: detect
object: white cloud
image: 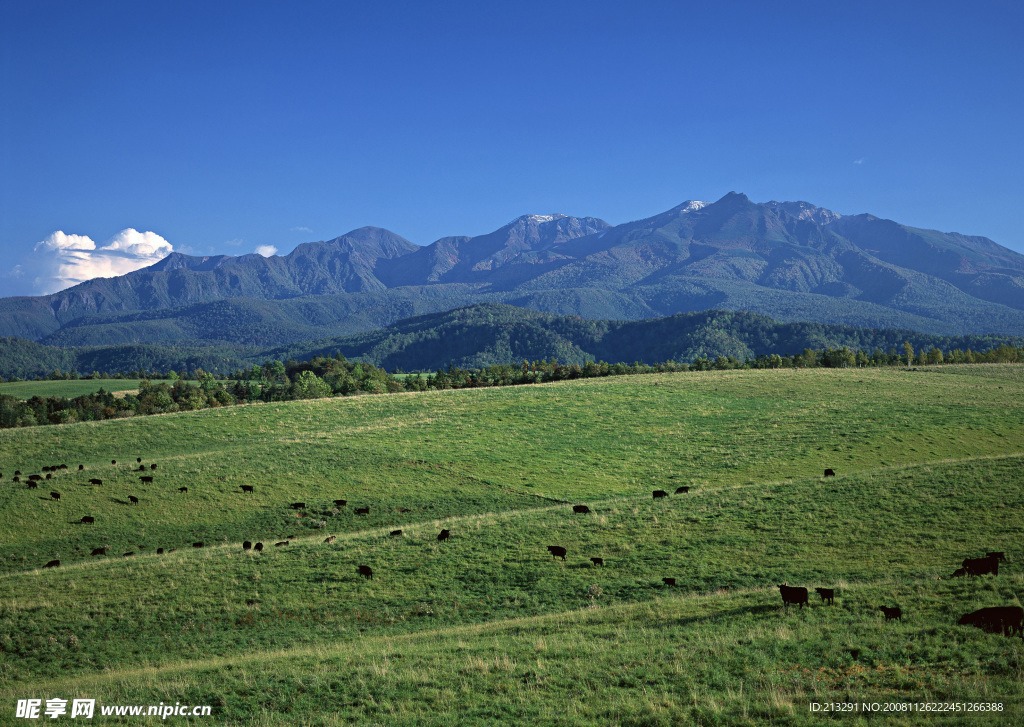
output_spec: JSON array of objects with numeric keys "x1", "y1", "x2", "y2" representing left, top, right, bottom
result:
[
  {"x1": 853, "y1": 158, "x2": 865, "y2": 165},
  {"x1": 29, "y1": 228, "x2": 173, "y2": 295},
  {"x1": 291, "y1": 226, "x2": 313, "y2": 234},
  {"x1": 255, "y1": 245, "x2": 278, "y2": 257}
]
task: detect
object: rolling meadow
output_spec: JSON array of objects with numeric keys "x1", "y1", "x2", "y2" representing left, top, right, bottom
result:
[{"x1": 0, "y1": 364, "x2": 1022, "y2": 725}]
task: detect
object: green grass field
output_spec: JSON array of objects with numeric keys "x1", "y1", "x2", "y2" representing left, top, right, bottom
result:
[
  {"x1": 1, "y1": 365, "x2": 1022, "y2": 725},
  {"x1": 0, "y1": 379, "x2": 160, "y2": 400}
]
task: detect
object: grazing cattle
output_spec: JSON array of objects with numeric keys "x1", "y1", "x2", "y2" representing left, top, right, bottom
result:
[
  {"x1": 156, "y1": 548, "x2": 164, "y2": 554},
  {"x1": 140, "y1": 476, "x2": 153, "y2": 483},
  {"x1": 243, "y1": 541, "x2": 252, "y2": 550},
  {"x1": 128, "y1": 495, "x2": 139, "y2": 505},
  {"x1": 950, "y1": 567, "x2": 968, "y2": 578},
  {"x1": 824, "y1": 468, "x2": 836, "y2": 477},
  {"x1": 43, "y1": 560, "x2": 60, "y2": 568},
  {"x1": 90, "y1": 547, "x2": 106, "y2": 556},
  {"x1": 675, "y1": 486, "x2": 690, "y2": 494},
  {"x1": 79, "y1": 464, "x2": 84, "y2": 470},
  {"x1": 290, "y1": 502, "x2": 306, "y2": 510},
  {"x1": 958, "y1": 606, "x2": 1024, "y2": 638},
  {"x1": 357, "y1": 565, "x2": 373, "y2": 580},
  {"x1": 192, "y1": 542, "x2": 204, "y2": 548},
  {"x1": 778, "y1": 584, "x2": 809, "y2": 610},
  {"x1": 123, "y1": 552, "x2": 134, "y2": 557},
  {"x1": 14, "y1": 477, "x2": 22, "y2": 484},
  {"x1": 334, "y1": 499, "x2": 347, "y2": 507},
  {"x1": 390, "y1": 529, "x2": 403, "y2": 537},
  {"x1": 254, "y1": 542, "x2": 263, "y2": 552},
  {"x1": 275, "y1": 541, "x2": 289, "y2": 547},
  {"x1": 652, "y1": 490, "x2": 668, "y2": 499},
  {"x1": 662, "y1": 577, "x2": 676, "y2": 586},
  {"x1": 139, "y1": 465, "x2": 146, "y2": 471},
  {"x1": 438, "y1": 529, "x2": 451, "y2": 542},
  {"x1": 355, "y1": 507, "x2": 369, "y2": 515},
  {"x1": 29, "y1": 474, "x2": 41, "y2": 481},
  {"x1": 814, "y1": 587, "x2": 834, "y2": 605},
  {"x1": 150, "y1": 464, "x2": 157, "y2": 470},
  {"x1": 45, "y1": 473, "x2": 52, "y2": 480},
  {"x1": 14, "y1": 471, "x2": 20, "y2": 476},
  {"x1": 26, "y1": 482, "x2": 37, "y2": 489},
  {"x1": 241, "y1": 485, "x2": 254, "y2": 493},
  {"x1": 80, "y1": 516, "x2": 95, "y2": 524},
  {"x1": 324, "y1": 535, "x2": 336, "y2": 544},
  {"x1": 137, "y1": 458, "x2": 142, "y2": 463},
  {"x1": 986, "y1": 551, "x2": 1006, "y2": 562},
  {"x1": 547, "y1": 545, "x2": 567, "y2": 561},
  {"x1": 962, "y1": 556, "x2": 999, "y2": 577},
  {"x1": 590, "y1": 557, "x2": 604, "y2": 566},
  {"x1": 178, "y1": 487, "x2": 188, "y2": 493},
  {"x1": 572, "y1": 505, "x2": 591, "y2": 514},
  {"x1": 111, "y1": 460, "x2": 116, "y2": 465},
  {"x1": 880, "y1": 606, "x2": 902, "y2": 621},
  {"x1": 89, "y1": 478, "x2": 102, "y2": 485}
]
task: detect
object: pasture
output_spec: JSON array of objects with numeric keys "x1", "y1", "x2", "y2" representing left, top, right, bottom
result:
[
  {"x1": 0, "y1": 364, "x2": 1022, "y2": 725},
  {"x1": 0, "y1": 379, "x2": 158, "y2": 400}
]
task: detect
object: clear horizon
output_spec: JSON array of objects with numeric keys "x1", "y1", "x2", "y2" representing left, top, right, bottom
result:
[{"x1": 2, "y1": 1, "x2": 1022, "y2": 296}]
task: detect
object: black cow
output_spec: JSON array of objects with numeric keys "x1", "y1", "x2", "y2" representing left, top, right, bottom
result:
[
  {"x1": 178, "y1": 487, "x2": 188, "y2": 493},
  {"x1": 26, "y1": 482, "x2": 36, "y2": 489},
  {"x1": 358, "y1": 565, "x2": 373, "y2": 580},
  {"x1": 128, "y1": 495, "x2": 139, "y2": 505},
  {"x1": 958, "y1": 606, "x2": 1024, "y2": 638},
  {"x1": 111, "y1": 460, "x2": 117, "y2": 465},
  {"x1": 45, "y1": 473, "x2": 51, "y2": 480},
  {"x1": 824, "y1": 468, "x2": 836, "y2": 477},
  {"x1": 662, "y1": 577, "x2": 676, "y2": 586},
  {"x1": 986, "y1": 551, "x2": 1006, "y2": 562},
  {"x1": 123, "y1": 552, "x2": 134, "y2": 557},
  {"x1": 438, "y1": 529, "x2": 451, "y2": 542},
  {"x1": 572, "y1": 505, "x2": 591, "y2": 514},
  {"x1": 151, "y1": 464, "x2": 157, "y2": 470},
  {"x1": 333, "y1": 499, "x2": 347, "y2": 507},
  {"x1": 814, "y1": 587, "x2": 834, "y2": 605},
  {"x1": 950, "y1": 567, "x2": 968, "y2": 578},
  {"x1": 324, "y1": 535, "x2": 336, "y2": 543},
  {"x1": 192, "y1": 542, "x2": 204, "y2": 548},
  {"x1": 78, "y1": 464, "x2": 84, "y2": 470},
  {"x1": 778, "y1": 584, "x2": 809, "y2": 610},
  {"x1": 241, "y1": 485, "x2": 254, "y2": 493},
  {"x1": 653, "y1": 490, "x2": 668, "y2": 499},
  {"x1": 590, "y1": 557, "x2": 604, "y2": 566},
  {"x1": 290, "y1": 502, "x2": 306, "y2": 510},
  {"x1": 547, "y1": 545, "x2": 567, "y2": 561},
  {"x1": 390, "y1": 530, "x2": 403, "y2": 537},
  {"x1": 140, "y1": 476, "x2": 153, "y2": 483},
  {"x1": 89, "y1": 479, "x2": 102, "y2": 485},
  {"x1": 50, "y1": 492, "x2": 60, "y2": 501},
  {"x1": 29, "y1": 474, "x2": 41, "y2": 481},
  {"x1": 355, "y1": 507, "x2": 369, "y2": 515},
  {"x1": 137, "y1": 458, "x2": 142, "y2": 463},
  {"x1": 275, "y1": 541, "x2": 289, "y2": 547},
  {"x1": 963, "y1": 556, "x2": 999, "y2": 576},
  {"x1": 43, "y1": 560, "x2": 60, "y2": 568},
  {"x1": 80, "y1": 516, "x2": 95, "y2": 524},
  {"x1": 254, "y1": 542, "x2": 263, "y2": 552},
  {"x1": 15, "y1": 478, "x2": 23, "y2": 484},
  {"x1": 139, "y1": 465, "x2": 146, "y2": 471},
  {"x1": 90, "y1": 547, "x2": 105, "y2": 556},
  {"x1": 675, "y1": 486, "x2": 690, "y2": 494},
  {"x1": 243, "y1": 541, "x2": 252, "y2": 550},
  {"x1": 880, "y1": 606, "x2": 902, "y2": 621},
  {"x1": 13, "y1": 471, "x2": 20, "y2": 476},
  {"x1": 156, "y1": 548, "x2": 164, "y2": 554}
]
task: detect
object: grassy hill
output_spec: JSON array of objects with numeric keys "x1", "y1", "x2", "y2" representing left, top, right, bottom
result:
[{"x1": 0, "y1": 365, "x2": 1022, "y2": 724}]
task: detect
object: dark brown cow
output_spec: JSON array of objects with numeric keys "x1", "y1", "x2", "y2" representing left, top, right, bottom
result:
[
  {"x1": 572, "y1": 505, "x2": 591, "y2": 514},
  {"x1": 111, "y1": 460, "x2": 117, "y2": 465},
  {"x1": 50, "y1": 492, "x2": 60, "y2": 501},
  {"x1": 139, "y1": 465, "x2": 146, "y2": 471},
  {"x1": 29, "y1": 474, "x2": 41, "y2": 481},
  {"x1": 290, "y1": 502, "x2": 306, "y2": 510},
  {"x1": 79, "y1": 464, "x2": 84, "y2": 470},
  {"x1": 178, "y1": 487, "x2": 188, "y2": 493},
  {"x1": 814, "y1": 587, "x2": 834, "y2": 605},
  {"x1": 590, "y1": 557, "x2": 604, "y2": 566},
  {"x1": 13, "y1": 471, "x2": 20, "y2": 476},
  {"x1": 80, "y1": 516, "x2": 95, "y2": 524},
  {"x1": 151, "y1": 463, "x2": 157, "y2": 470},
  {"x1": 192, "y1": 542, "x2": 204, "y2": 548},
  {"x1": 675, "y1": 486, "x2": 690, "y2": 494},
  {"x1": 358, "y1": 565, "x2": 373, "y2": 580},
  {"x1": 652, "y1": 490, "x2": 668, "y2": 499},
  {"x1": 128, "y1": 495, "x2": 139, "y2": 505},
  {"x1": 137, "y1": 458, "x2": 142, "y2": 463},
  {"x1": 254, "y1": 543, "x2": 263, "y2": 552},
  {"x1": 89, "y1": 478, "x2": 102, "y2": 485},
  {"x1": 824, "y1": 468, "x2": 836, "y2": 477},
  {"x1": 140, "y1": 476, "x2": 153, "y2": 483},
  {"x1": 45, "y1": 473, "x2": 52, "y2": 480},
  {"x1": 778, "y1": 585, "x2": 809, "y2": 610},
  {"x1": 156, "y1": 548, "x2": 164, "y2": 554},
  {"x1": 880, "y1": 606, "x2": 902, "y2": 621},
  {"x1": 354, "y1": 507, "x2": 369, "y2": 515},
  {"x1": 390, "y1": 530, "x2": 403, "y2": 537},
  {"x1": 240, "y1": 485, "x2": 254, "y2": 493},
  {"x1": 986, "y1": 551, "x2": 1006, "y2": 562},
  {"x1": 438, "y1": 529, "x2": 451, "y2": 542},
  {"x1": 243, "y1": 541, "x2": 252, "y2": 550},
  {"x1": 26, "y1": 481, "x2": 36, "y2": 489},
  {"x1": 123, "y1": 552, "x2": 134, "y2": 557},
  {"x1": 662, "y1": 577, "x2": 676, "y2": 586},
  {"x1": 547, "y1": 545, "x2": 567, "y2": 560},
  {"x1": 333, "y1": 499, "x2": 347, "y2": 507},
  {"x1": 324, "y1": 535, "x2": 336, "y2": 543},
  {"x1": 963, "y1": 556, "x2": 999, "y2": 576},
  {"x1": 43, "y1": 560, "x2": 60, "y2": 568},
  {"x1": 950, "y1": 567, "x2": 968, "y2": 578},
  {"x1": 91, "y1": 547, "x2": 106, "y2": 556},
  {"x1": 958, "y1": 606, "x2": 1024, "y2": 638},
  {"x1": 275, "y1": 541, "x2": 289, "y2": 547}
]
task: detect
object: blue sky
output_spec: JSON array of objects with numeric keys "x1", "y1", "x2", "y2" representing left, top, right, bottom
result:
[{"x1": 2, "y1": 0, "x2": 1022, "y2": 295}]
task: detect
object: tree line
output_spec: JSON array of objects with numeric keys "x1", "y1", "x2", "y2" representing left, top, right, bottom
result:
[{"x1": 1, "y1": 342, "x2": 1021, "y2": 429}]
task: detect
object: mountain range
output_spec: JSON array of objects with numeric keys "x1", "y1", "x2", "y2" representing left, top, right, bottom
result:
[{"x1": 3, "y1": 192, "x2": 1023, "y2": 346}]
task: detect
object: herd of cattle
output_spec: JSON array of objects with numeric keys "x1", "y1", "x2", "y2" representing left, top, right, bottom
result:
[{"x1": 10, "y1": 461, "x2": 1021, "y2": 640}]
